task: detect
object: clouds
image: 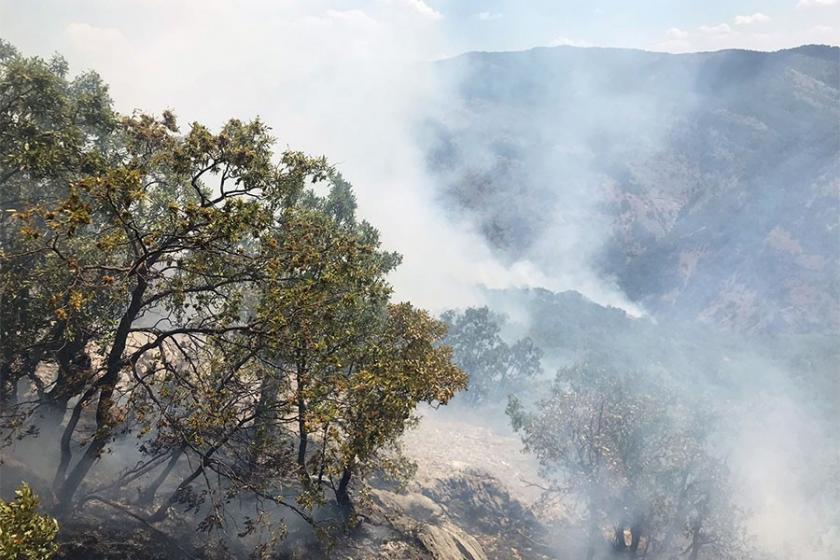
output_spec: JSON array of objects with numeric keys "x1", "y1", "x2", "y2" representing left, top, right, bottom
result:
[
  {"x1": 658, "y1": 21, "x2": 736, "y2": 52},
  {"x1": 700, "y1": 12, "x2": 772, "y2": 36},
  {"x1": 477, "y1": 11, "x2": 503, "y2": 21},
  {"x1": 699, "y1": 22, "x2": 732, "y2": 34},
  {"x1": 323, "y1": 9, "x2": 380, "y2": 27},
  {"x1": 734, "y1": 12, "x2": 771, "y2": 25},
  {"x1": 654, "y1": 4, "x2": 837, "y2": 53},
  {"x1": 384, "y1": 0, "x2": 442, "y2": 19}
]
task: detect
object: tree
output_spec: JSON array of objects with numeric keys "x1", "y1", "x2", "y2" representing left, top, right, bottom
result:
[
  {"x1": 11, "y1": 113, "x2": 302, "y2": 514},
  {"x1": 441, "y1": 306, "x2": 542, "y2": 404},
  {"x1": 508, "y1": 363, "x2": 750, "y2": 559},
  {"x1": 0, "y1": 483, "x2": 60, "y2": 560},
  {"x1": 248, "y1": 175, "x2": 466, "y2": 511},
  {"x1": 326, "y1": 303, "x2": 467, "y2": 507},
  {"x1": 0, "y1": 40, "x2": 467, "y2": 553},
  {"x1": 0, "y1": 39, "x2": 114, "y2": 412}
]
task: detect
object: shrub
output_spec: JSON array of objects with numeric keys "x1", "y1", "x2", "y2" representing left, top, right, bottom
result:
[{"x1": 0, "y1": 483, "x2": 59, "y2": 560}]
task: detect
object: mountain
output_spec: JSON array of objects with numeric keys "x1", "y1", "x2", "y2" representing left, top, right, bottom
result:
[
  {"x1": 484, "y1": 286, "x2": 839, "y2": 418},
  {"x1": 425, "y1": 45, "x2": 840, "y2": 333}
]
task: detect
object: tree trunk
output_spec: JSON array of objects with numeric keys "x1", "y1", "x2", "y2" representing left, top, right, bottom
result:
[
  {"x1": 54, "y1": 273, "x2": 148, "y2": 513},
  {"x1": 613, "y1": 526, "x2": 625, "y2": 552},
  {"x1": 42, "y1": 342, "x2": 91, "y2": 431},
  {"x1": 250, "y1": 375, "x2": 279, "y2": 474},
  {"x1": 661, "y1": 470, "x2": 692, "y2": 556},
  {"x1": 0, "y1": 359, "x2": 16, "y2": 406},
  {"x1": 335, "y1": 465, "x2": 353, "y2": 509},
  {"x1": 295, "y1": 358, "x2": 308, "y2": 472},
  {"x1": 148, "y1": 419, "x2": 247, "y2": 523},
  {"x1": 137, "y1": 446, "x2": 184, "y2": 505},
  {"x1": 688, "y1": 527, "x2": 702, "y2": 560},
  {"x1": 52, "y1": 385, "x2": 97, "y2": 495},
  {"x1": 585, "y1": 507, "x2": 599, "y2": 560},
  {"x1": 148, "y1": 461, "x2": 206, "y2": 523},
  {"x1": 629, "y1": 524, "x2": 642, "y2": 555}
]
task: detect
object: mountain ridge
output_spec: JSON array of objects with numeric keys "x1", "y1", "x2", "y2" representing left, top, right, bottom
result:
[
  {"x1": 426, "y1": 43, "x2": 840, "y2": 333},
  {"x1": 442, "y1": 43, "x2": 839, "y2": 61}
]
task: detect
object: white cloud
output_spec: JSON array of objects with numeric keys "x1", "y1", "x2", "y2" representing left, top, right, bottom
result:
[
  {"x1": 324, "y1": 9, "x2": 379, "y2": 27},
  {"x1": 477, "y1": 11, "x2": 502, "y2": 21},
  {"x1": 666, "y1": 27, "x2": 689, "y2": 39},
  {"x1": 699, "y1": 23, "x2": 732, "y2": 34},
  {"x1": 734, "y1": 13, "x2": 771, "y2": 25},
  {"x1": 548, "y1": 36, "x2": 591, "y2": 47},
  {"x1": 797, "y1": 0, "x2": 838, "y2": 7},
  {"x1": 384, "y1": 0, "x2": 442, "y2": 19}
]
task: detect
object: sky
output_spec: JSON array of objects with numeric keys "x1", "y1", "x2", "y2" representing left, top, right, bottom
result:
[
  {"x1": 2, "y1": 1, "x2": 838, "y2": 102},
  {"x1": 3, "y1": 0, "x2": 837, "y2": 60},
  {"x1": 439, "y1": 0, "x2": 840, "y2": 53},
  {"x1": 0, "y1": 0, "x2": 838, "y2": 311}
]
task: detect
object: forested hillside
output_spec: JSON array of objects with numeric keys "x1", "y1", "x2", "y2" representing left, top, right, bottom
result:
[{"x1": 427, "y1": 45, "x2": 840, "y2": 333}]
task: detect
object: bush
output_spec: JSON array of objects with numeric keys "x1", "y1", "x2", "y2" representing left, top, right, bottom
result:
[{"x1": 0, "y1": 483, "x2": 59, "y2": 560}]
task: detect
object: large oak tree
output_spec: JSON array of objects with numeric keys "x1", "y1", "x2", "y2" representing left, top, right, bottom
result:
[{"x1": 0, "y1": 40, "x2": 467, "y2": 552}]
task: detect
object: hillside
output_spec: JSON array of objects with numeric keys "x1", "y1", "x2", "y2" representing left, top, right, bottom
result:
[
  {"x1": 426, "y1": 45, "x2": 840, "y2": 333},
  {"x1": 2, "y1": 26, "x2": 838, "y2": 560}
]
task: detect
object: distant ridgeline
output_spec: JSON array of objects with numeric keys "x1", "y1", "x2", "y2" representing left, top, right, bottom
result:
[
  {"x1": 425, "y1": 45, "x2": 840, "y2": 334},
  {"x1": 483, "y1": 286, "x2": 839, "y2": 418}
]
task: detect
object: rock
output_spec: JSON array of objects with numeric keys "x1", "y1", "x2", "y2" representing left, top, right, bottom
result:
[
  {"x1": 332, "y1": 487, "x2": 488, "y2": 560},
  {"x1": 416, "y1": 522, "x2": 487, "y2": 560}
]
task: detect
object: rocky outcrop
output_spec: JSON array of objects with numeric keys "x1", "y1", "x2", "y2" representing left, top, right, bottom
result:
[
  {"x1": 416, "y1": 522, "x2": 486, "y2": 560},
  {"x1": 334, "y1": 487, "x2": 488, "y2": 560},
  {"x1": 331, "y1": 467, "x2": 563, "y2": 560}
]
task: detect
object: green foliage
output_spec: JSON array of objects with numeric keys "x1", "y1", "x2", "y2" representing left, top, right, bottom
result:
[
  {"x1": 334, "y1": 304, "x2": 467, "y2": 487},
  {"x1": 0, "y1": 39, "x2": 467, "y2": 553},
  {"x1": 0, "y1": 39, "x2": 114, "y2": 414},
  {"x1": 0, "y1": 483, "x2": 59, "y2": 560},
  {"x1": 441, "y1": 306, "x2": 542, "y2": 404}
]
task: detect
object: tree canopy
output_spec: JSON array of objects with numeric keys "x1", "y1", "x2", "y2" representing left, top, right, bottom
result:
[
  {"x1": 441, "y1": 306, "x2": 542, "y2": 404},
  {"x1": 508, "y1": 363, "x2": 750, "y2": 560},
  {"x1": 0, "y1": 39, "x2": 467, "y2": 554}
]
